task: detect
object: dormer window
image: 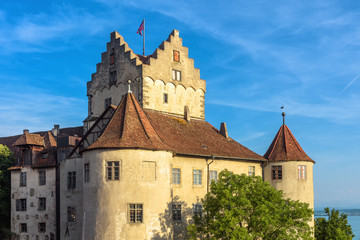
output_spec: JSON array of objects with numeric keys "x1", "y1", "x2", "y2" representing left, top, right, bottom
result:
[{"x1": 172, "y1": 69, "x2": 181, "y2": 81}]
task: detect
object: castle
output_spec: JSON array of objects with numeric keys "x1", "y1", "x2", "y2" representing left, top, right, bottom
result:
[{"x1": 1, "y1": 29, "x2": 314, "y2": 240}]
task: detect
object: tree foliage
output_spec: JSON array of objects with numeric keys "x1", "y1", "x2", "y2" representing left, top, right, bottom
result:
[
  {"x1": 315, "y1": 207, "x2": 354, "y2": 240},
  {"x1": 0, "y1": 144, "x2": 15, "y2": 231},
  {"x1": 187, "y1": 170, "x2": 313, "y2": 240}
]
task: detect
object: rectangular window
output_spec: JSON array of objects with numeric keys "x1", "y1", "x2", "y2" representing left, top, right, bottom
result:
[
  {"x1": 109, "y1": 71, "x2": 117, "y2": 83},
  {"x1": 84, "y1": 163, "x2": 90, "y2": 183},
  {"x1": 39, "y1": 170, "x2": 46, "y2": 186},
  {"x1": 298, "y1": 165, "x2": 306, "y2": 180},
  {"x1": 106, "y1": 161, "x2": 120, "y2": 181},
  {"x1": 38, "y1": 223, "x2": 46, "y2": 233},
  {"x1": 20, "y1": 223, "x2": 27, "y2": 233},
  {"x1": 104, "y1": 98, "x2": 112, "y2": 109},
  {"x1": 16, "y1": 199, "x2": 26, "y2": 211},
  {"x1": 172, "y1": 168, "x2": 181, "y2": 185},
  {"x1": 20, "y1": 172, "x2": 26, "y2": 187},
  {"x1": 272, "y1": 166, "x2": 282, "y2": 180},
  {"x1": 193, "y1": 169, "x2": 202, "y2": 185},
  {"x1": 110, "y1": 52, "x2": 115, "y2": 65},
  {"x1": 173, "y1": 50, "x2": 180, "y2": 62},
  {"x1": 172, "y1": 69, "x2": 181, "y2": 81},
  {"x1": 67, "y1": 172, "x2": 76, "y2": 189},
  {"x1": 172, "y1": 204, "x2": 181, "y2": 221},
  {"x1": 41, "y1": 153, "x2": 47, "y2": 159},
  {"x1": 38, "y1": 198, "x2": 46, "y2": 211},
  {"x1": 248, "y1": 166, "x2": 255, "y2": 176},
  {"x1": 129, "y1": 204, "x2": 143, "y2": 223},
  {"x1": 142, "y1": 161, "x2": 156, "y2": 181},
  {"x1": 163, "y1": 93, "x2": 168, "y2": 103},
  {"x1": 67, "y1": 206, "x2": 76, "y2": 222},
  {"x1": 209, "y1": 170, "x2": 218, "y2": 183},
  {"x1": 193, "y1": 204, "x2": 202, "y2": 218}
]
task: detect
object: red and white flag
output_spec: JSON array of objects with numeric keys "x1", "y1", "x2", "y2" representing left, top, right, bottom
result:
[{"x1": 137, "y1": 20, "x2": 144, "y2": 36}]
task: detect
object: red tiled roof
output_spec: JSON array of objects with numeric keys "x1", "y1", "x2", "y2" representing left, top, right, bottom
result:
[
  {"x1": 86, "y1": 93, "x2": 168, "y2": 151},
  {"x1": 13, "y1": 133, "x2": 44, "y2": 147},
  {"x1": 84, "y1": 93, "x2": 265, "y2": 161},
  {"x1": 264, "y1": 124, "x2": 314, "y2": 163}
]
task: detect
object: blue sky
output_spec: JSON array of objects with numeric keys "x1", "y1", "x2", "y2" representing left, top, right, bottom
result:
[{"x1": 1, "y1": 0, "x2": 360, "y2": 208}]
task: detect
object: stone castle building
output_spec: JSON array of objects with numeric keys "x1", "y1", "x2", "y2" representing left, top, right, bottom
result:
[{"x1": 0, "y1": 29, "x2": 314, "y2": 240}]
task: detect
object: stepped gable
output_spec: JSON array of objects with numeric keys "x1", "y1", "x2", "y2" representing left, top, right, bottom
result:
[
  {"x1": 13, "y1": 132, "x2": 44, "y2": 147},
  {"x1": 264, "y1": 124, "x2": 314, "y2": 163},
  {"x1": 87, "y1": 31, "x2": 143, "y2": 96},
  {"x1": 145, "y1": 111, "x2": 265, "y2": 160},
  {"x1": 85, "y1": 93, "x2": 169, "y2": 151}
]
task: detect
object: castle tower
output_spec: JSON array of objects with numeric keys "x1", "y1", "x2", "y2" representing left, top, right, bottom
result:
[
  {"x1": 263, "y1": 112, "x2": 315, "y2": 226},
  {"x1": 84, "y1": 29, "x2": 206, "y2": 132}
]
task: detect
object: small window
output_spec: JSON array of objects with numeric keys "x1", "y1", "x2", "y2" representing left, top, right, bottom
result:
[
  {"x1": 84, "y1": 163, "x2": 90, "y2": 183},
  {"x1": 163, "y1": 93, "x2": 168, "y2": 104},
  {"x1": 173, "y1": 50, "x2": 180, "y2": 62},
  {"x1": 41, "y1": 153, "x2": 47, "y2": 159},
  {"x1": 193, "y1": 169, "x2": 202, "y2": 185},
  {"x1": 193, "y1": 204, "x2": 202, "y2": 218},
  {"x1": 67, "y1": 172, "x2": 76, "y2": 190},
  {"x1": 172, "y1": 204, "x2": 181, "y2": 221},
  {"x1": 38, "y1": 223, "x2": 46, "y2": 233},
  {"x1": 248, "y1": 166, "x2": 255, "y2": 176},
  {"x1": 39, "y1": 170, "x2": 46, "y2": 186},
  {"x1": 129, "y1": 204, "x2": 143, "y2": 223},
  {"x1": 20, "y1": 172, "x2": 26, "y2": 187},
  {"x1": 209, "y1": 170, "x2": 218, "y2": 183},
  {"x1": 16, "y1": 199, "x2": 27, "y2": 211},
  {"x1": 104, "y1": 98, "x2": 112, "y2": 109},
  {"x1": 110, "y1": 48, "x2": 115, "y2": 65},
  {"x1": 38, "y1": 198, "x2": 46, "y2": 211},
  {"x1": 109, "y1": 71, "x2": 117, "y2": 84},
  {"x1": 298, "y1": 165, "x2": 306, "y2": 180},
  {"x1": 272, "y1": 166, "x2": 282, "y2": 180},
  {"x1": 20, "y1": 223, "x2": 27, "y2": 233},
  {"x1": 67, "y1": 206, "x2": 76, "y2": 222},
  {"x1": 172, "y1": 69, "x2": 181, "y2": 81},
  {"x1": 172, "y1": 168, "x2": 181, "y2": 185},
  {"x1": 106, "y1": 161, "x2": 120, "y2": 181}
]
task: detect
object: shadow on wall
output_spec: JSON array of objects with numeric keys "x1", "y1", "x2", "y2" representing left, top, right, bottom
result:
[{"x1": 152, "y1": 196, "x2": 199, "y2": 240}]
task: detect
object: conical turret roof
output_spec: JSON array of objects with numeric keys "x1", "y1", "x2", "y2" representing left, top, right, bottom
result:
[
  {"x1": 86, "y1": 93, "x2": 169, "y2": 151},
  {"x1": 264, "y1": 123, "x2": 314, "y2": 163}
]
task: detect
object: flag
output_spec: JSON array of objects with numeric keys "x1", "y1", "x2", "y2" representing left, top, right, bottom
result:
[{"x1": 137, "y1": 20, "x2": 144, "y2": 36}]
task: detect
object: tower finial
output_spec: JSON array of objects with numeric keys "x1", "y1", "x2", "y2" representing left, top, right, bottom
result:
[
  {"x1": 127, "y1": 80, "x2": 132, "y2": 93},
  {"x1": 281, "y1": 105, "x2": 285, "y2": 125}
]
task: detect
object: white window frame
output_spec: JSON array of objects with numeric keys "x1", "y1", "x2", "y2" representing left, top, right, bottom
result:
[
  {"x1": 298, "y1": 165, "x2": 307, "y2": 180},
  {"x1": 193, "y1": 169, "x2": 202, "y2": 185}
]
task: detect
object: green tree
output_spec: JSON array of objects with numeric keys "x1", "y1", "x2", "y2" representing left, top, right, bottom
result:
[
  {"x1": 315, "y1": 207, "x2": 354, "y2": 240},
  {"x1": 187, "y1": 170, "x2": 313, "y2": 240},
  {"x1": 0, "y1": 144, "x2": 15, "y2": 238}
]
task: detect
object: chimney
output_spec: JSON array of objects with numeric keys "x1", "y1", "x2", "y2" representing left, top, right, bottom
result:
[
  {"x1": 184, "y1": 106, "x2": 190, "y2": 122},
  {"x1": 220, "y1": 122, "x2": 229, "y2": 138},
  {"x1": 52, "y1": 124, "x2": 60, "y2": 137},
  {"x1": 23, "y1": 129, "x2": 29, "y2": 134}
]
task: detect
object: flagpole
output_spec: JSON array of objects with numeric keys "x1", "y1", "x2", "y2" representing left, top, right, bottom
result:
[{"x1": 143, "y1": 19, "x2": 145, "y2": 56}]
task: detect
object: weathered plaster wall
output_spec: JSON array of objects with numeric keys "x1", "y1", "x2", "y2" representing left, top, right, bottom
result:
[
  {"x1": 170, "y1": 156, "x2": 263, "y2": 238},
  {"x1": 264, "y1": 161, "x2": 314, "y2": 226},
  {"x1": 60, "y1": 157, "x2": 83, "y2": 240},
  {"x1": 11, "y1": 167, "x2": 56, "y2": 239},
  {"x1": 82, "y1": 149, "x2": 173, "y2": 240}
]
